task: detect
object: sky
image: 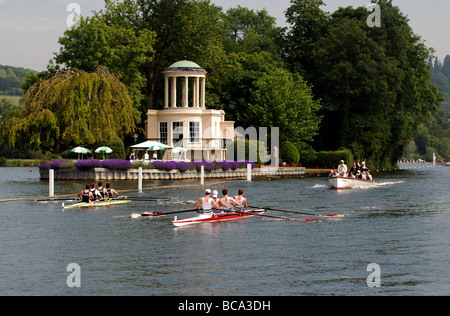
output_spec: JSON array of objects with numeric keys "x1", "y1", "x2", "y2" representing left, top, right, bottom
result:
[{"x1": 0, "y1": 0, "x2": 449, "y2": 71}]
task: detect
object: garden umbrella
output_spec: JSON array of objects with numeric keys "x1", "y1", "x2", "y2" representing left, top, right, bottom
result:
[
  {"x1": 95, "y1": 146, "x2": 113, "y2": 160},
  {"x1": 71, "y1": 146, "x2": 91, "y2": 160},
  {"x1": 148, "y1": 144, "x2": 166, "y2": 151}
]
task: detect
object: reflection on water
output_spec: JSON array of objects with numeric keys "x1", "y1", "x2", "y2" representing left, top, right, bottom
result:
[{"x1": 0, "y1": 165, "x2": 449, "y2": 295}]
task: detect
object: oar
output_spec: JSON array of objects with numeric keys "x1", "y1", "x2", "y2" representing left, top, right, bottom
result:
[
  {"x1": 36, "y1": 197, "x2": 81, "y2": 202},
  {"x1": 130, "y1": 208, "x2": 198, "y2": 219},
  {"x1": 119, "y1": 196, "x2": 180, "y2": 202},
  {"x1": 247, "y1": 205, "x2": 343, "y2": 218},
  {"x1": 236, "y1": 209, "x2": 322, "y2": 222}
]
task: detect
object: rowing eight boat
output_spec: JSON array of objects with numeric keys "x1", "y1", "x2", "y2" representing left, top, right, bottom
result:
[
  {"x1": 172, "y1": 209, "x2": 266, "y2": 227},
  {"x1": 62, "y1": 199, "x2": 131, "y2": 209}
]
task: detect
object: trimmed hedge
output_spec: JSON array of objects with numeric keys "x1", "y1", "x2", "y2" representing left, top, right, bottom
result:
[
  {"x1": 281, "y1": 141, "x2": 300, "y2": 164},
  {"x1": 301, "y1": 149, "x2": 353, "y2": 169}
]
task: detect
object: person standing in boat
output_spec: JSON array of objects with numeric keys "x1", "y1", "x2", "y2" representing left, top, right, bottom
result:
[
  {"x1": 78, "y1": 184, "x2": 94, "y2": 202},
  {"x1": 234, "y1": 189, "x2": 248, "y2": 209},
  {"x1": 194, "y1": 189, "x2": 219, "y2": 216},
  {"x1": 337, "y1": 160, "x2": 348, "y2": 176}
]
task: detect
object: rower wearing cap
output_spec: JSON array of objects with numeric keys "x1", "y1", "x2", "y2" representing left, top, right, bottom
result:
[
  {"x1": 337, "y1": 160, "x2": 347, "y2": 176},
  {"x1": 211, "y1": 190, "x2": 223, "y2": 215},
  {"x1": 194, "y1": 189, "x2": 219, "y2": 216}
]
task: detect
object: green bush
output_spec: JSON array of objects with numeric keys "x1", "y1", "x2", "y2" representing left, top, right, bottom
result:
[
  {"x1": 281, "y1": 141, "x2": 300, "y2": 164},
  {"x1": 108, "y1": 138, "x2": 125, "y2": 159},
  {"x1": 300, "y1": 149, "x2": 353, "y2": 169}
]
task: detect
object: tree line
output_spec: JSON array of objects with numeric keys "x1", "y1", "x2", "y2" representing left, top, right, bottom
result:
[
  {"x1": 0, "y1": 65, "x2": 36, "y2": 96},
  {"x1": 1, "y1": 0, "x2": 444, "y2": 168},
  {"x1": 402, "y1": 57, "x2": 450, "y2": 162}
]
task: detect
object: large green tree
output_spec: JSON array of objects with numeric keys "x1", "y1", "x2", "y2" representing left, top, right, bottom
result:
[
  {"x1": 247, "y1": 68, "x2": 322, "y2": 147},
  {"x1": 1, "y1": 67, "x2": 137, "y2": 152},
  {"x1": 56, "y1": 15, "x2": 155, "y2": 119},
  {"x1": 55, "y1": 0, "x2": 224, "y2": 112},
  {"x1": 284, "y1": 0, "x2": 329, "y2": 75},
  {"x1": 285, "y1": 0, "x2": 442, "y2": 168}
]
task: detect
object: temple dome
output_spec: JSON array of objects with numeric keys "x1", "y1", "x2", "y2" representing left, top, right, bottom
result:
[{"x1": 165, "y1": 60, "x2": 206, "y2": 73}]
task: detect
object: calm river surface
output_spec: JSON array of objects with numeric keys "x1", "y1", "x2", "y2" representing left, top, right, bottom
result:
[{"x1": 0, "y1": 164, "x2": 449, "y2": 296}]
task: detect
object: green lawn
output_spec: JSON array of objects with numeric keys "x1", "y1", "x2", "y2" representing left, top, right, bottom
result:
[{"x1": 0, "y1": 95, "x2": 22, "y2": 106}]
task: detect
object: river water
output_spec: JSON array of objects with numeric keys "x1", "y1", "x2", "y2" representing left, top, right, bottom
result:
[{"x1": 0, "y1": 164, "x2": 449, "y2": 296}]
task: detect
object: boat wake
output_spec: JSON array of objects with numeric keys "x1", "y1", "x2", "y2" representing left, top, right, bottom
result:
[
  {"x1": 371, "y1": 180, "x2": 405, "y2": 188},
  {"x1": 345, "y1": 180, "x2": 405, "y2": 190},
  {"x1": 311, "y1": 184, "x2": 328, "y2": 189}
]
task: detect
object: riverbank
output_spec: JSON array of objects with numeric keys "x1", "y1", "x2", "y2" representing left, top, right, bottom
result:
[
  {"x1": 0, "y1": 159, "x2": 43, "y2": 167},
  {"x1": 39, "y1": 166, "x2": 309, "y2": 181}
]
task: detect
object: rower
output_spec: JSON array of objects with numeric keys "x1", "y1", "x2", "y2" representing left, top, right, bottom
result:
[
  {"x1": 194, "y1": 189, "x2": 219, "y2": 216},
  {"x1": 219, "y1": 189, "x2": 238, "y2": 211},
  {"x1": 90, "y1": 183, "x2": 99, "y2": 199},
  {"x1": 97, "y1": 181, "x2": 108, "y2": 199},
  {"x1": 211, "y1": 190, "x2": 223, "y2": 215},
  {"x1": 106, "y1": 183, "x2": 119, "y2": 198},
  {"x1": 234, "y1": 189, "x2": 247, "y2": 209},
  {"x1": 78, "y1": 184, "x2": 94, "y2": 202}
]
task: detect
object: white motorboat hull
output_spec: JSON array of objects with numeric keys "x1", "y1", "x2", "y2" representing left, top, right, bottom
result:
[{"x1": 328, "y1": 176, "x2": 373, "y2": 190}]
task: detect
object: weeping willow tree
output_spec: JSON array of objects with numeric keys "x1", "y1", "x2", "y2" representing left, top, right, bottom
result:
[{"x1": 2, "y1": 66, "x2": 137, "y2": 152}]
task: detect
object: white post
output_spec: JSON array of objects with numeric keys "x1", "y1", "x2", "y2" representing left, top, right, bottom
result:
[
  {"x1": 200, "y1": 165, "x2": 204, "y2": 186},
  {"x1": 138, "y1": 167, "x2": 143, "y2": 193},
  {"x1": 49, "y1": 169, "x2": 54, "y2": 197},
  {"x1": 433, "y1": 152, "x2": 436, "y2": 166},
  {"x1": 247, "y1": 163, "x2": 251, "y2": 182}
]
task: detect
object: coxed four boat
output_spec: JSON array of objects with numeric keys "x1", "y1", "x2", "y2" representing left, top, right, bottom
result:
[
  {"x1": 62, "y1": 199, "x2": 131, "y2": 209},
  {"x1": 172, "y1": 209, "x2": 266, "y2": 227}
]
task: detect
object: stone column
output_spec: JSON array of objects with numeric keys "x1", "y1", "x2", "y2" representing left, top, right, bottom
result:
[
  {"x1": 171, "y1": 76, "x2": 177, "y2": 108},
  {"x1": 183, "y1": 76, "x2": 189, "y2": 107},
  {"x1": 164, "y1": 75, "x2": 169, "y2": 108},
  {"x1": 195, "y1": 77, "x2": 200, "y2": 108},
  {"x1": 200, "y1": 77, "x2": 205, "y2": 108}
]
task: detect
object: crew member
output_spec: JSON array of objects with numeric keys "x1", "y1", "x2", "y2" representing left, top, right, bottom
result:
[
  {"x1": 194, "y1": 189, "x2": 219, "y2": 215},
  {"x1": 106, "y1": 183, "x2": 119, "y2": 198},
  {"x1": 78, "y1": 184, "x2": 94, "y2": 202},
  {"x1": 234, "y1": 189, "x2": 247, "y2": 209},
  {"x1": 97, "y1": 181, "x2": 108, "y2": 199},
  {"x1": 219, "y1": 189, "x2": 239, "y2": 210}
]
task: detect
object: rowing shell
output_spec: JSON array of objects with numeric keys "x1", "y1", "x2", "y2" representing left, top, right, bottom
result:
[
  {"x1": 172, "y1": 209, "x2": 265, "y2": 227},
  {"x1": 62, "y1": 199, "x2": 131, "y2": 209}
]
